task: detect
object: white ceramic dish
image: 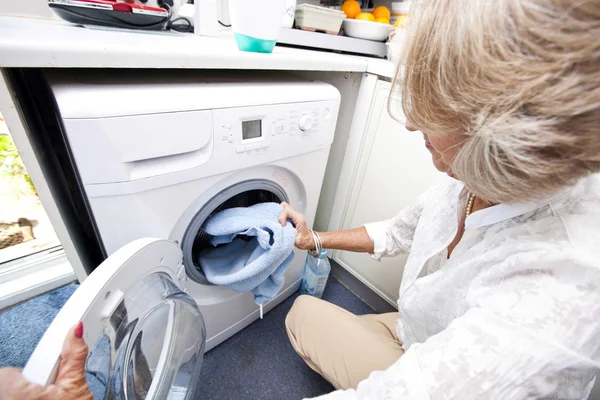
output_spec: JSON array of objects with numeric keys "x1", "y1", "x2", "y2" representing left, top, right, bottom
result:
[{"x1": 342, "y1": 18, "x2": 391, "y2": 42}]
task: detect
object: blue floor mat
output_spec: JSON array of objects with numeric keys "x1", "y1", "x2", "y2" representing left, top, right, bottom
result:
[
  {"x1": 0, "y1": 283, "x2": 78, "y2": 368},
  {"x1": 0, "y1": 277, "x2": 374, "y2": 399}
]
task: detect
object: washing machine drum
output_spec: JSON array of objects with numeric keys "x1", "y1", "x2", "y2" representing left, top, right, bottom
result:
[
  {"x1": 22, "y1": 239, "x2": 207, "y2": 399},
  {"x1": 182, "y1": 185, "x2": 285, "y2": 284}
]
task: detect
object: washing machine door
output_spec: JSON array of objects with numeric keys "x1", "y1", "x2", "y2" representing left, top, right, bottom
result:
[{"x1": 22, "y1": 238, "x2": 206, "y2": 400}]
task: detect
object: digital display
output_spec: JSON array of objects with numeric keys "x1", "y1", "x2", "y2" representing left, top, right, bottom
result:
[{"x1": 242, "y1": 120, "x2": 262, "y2": 140}]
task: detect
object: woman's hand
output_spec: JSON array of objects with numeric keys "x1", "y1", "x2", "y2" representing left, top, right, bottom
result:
[
  {"x1": 279, "y1": 202, "x2": 314, "y2": 250},
  {"x1": 0, "y1": 323, "x2": 93, "y2": 400}
]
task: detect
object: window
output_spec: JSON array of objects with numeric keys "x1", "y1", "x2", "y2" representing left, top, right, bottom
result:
[{"x1": 0, "y1": 111, "x2": 74, "y2": 308}]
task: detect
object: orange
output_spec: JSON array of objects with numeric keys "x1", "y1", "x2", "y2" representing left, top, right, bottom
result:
[
  {"x1": 372, "y1": 6, "x2": 390, "y2": 20},
  {"x1": 375, "y1": 17, "x2": 390, "y2": 24},
  {"x1": 341, "y1": 0, "x2": 361, "y2": 19},
  {"x1": 355, "y1": 12, "x2": 375, "y2": 21}
]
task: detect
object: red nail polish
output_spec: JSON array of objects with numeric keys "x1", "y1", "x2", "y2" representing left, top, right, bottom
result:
[{"x1": 75, "y1": 321, "x2": 84, "y2": 339}]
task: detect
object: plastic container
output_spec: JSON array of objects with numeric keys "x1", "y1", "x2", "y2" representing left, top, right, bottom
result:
[
  {"x1": 294, "y1": 4, "x2": 346, "y2": 35},
  {"x1": 282, "y1": 0, "x2": 296, "y2": 28},
  {"x1": 229, "y1": 0, "x2": 285, "y2": 53},
  {"x1": 300, "y1": 249, "x2": 331, "y2": 298},
  {"x1": 342, "y1": 18, "x2": 391, "y2": 42}
]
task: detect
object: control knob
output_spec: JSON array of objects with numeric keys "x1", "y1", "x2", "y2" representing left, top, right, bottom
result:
[{"x1": 298, "y1": 115, "x2": 314, "y2": 131}]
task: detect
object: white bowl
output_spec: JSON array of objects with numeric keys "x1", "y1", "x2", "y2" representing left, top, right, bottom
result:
[{"x1": 342, "y1": 18, "x2": 391, "y2": 42}]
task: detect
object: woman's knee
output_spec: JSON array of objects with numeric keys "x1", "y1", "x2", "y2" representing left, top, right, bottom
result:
[{"x1": 285, "y1": 295, "x2": 319, "y2": 333}]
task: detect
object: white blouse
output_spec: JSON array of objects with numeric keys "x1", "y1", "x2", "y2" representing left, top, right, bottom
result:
[{"x1": 314, "y1": 173, "x2": 600, "y2": 400}]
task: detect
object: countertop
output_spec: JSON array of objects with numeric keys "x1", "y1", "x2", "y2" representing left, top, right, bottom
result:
[{"x1": 0, "y1": 16, "x2": 396, "y2": 78}]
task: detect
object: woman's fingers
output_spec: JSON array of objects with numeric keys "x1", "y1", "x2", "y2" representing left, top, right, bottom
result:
[
  {"x1": 279, "y1": 202, "x2": 298, "y2": 226},
  {"x1": 278, "y1": 202, "x2": 289, "y2": 226},
  {"x1": 54, "y1": 322, "x2": 91, "y2": 397},
  {"x1": 0, "y1": 323, "x2": 93, "y2": 400},
  {"x1": 279, "y1": 202, "x2": 307, "y2": 228},
  {"x1": 279, "y1": 202, "x2": 314, "y2": 249}
]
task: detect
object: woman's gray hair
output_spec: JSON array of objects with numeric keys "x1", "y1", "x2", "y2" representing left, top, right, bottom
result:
[{"x1": 395, "y1": 0, "x2": 600, "y2": 204}]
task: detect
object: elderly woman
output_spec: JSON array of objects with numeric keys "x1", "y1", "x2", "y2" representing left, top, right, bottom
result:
[{"x1": 282, "y1": 0, "x2": 600, "y2": 398}]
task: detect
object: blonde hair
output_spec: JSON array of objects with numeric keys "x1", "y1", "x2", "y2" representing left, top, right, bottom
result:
[{"x1": 395, "y1": 0, "x2": 600, "y2": 204}]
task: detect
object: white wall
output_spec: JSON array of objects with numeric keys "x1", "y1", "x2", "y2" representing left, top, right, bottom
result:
[{"x1": 0, "y1": 0, "x2": 58, "y2": 19}]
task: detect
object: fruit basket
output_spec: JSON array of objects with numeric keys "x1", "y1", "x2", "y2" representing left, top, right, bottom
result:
[
  {"x1": 294, "y1": 4, "x2": 346, "y2": 35},
  {"x1": 339, "y1": 2, "x2": 392, "y2": 42}
]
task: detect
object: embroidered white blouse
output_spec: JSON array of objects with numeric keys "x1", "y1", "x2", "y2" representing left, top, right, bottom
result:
[{"x1": 316, "y1": 173, "x2": 600, "y2": 399}]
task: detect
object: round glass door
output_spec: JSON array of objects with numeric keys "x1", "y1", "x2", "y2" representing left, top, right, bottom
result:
[{"x1": 85, "y1": 272, "x2": 205, "y2": 399}]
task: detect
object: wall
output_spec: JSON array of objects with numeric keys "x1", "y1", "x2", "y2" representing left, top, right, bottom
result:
[{"x1": 0, "y1": 0, "x2": 58, "y2": 19}]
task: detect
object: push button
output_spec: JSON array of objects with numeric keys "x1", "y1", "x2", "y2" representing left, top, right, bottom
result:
[
  {"x1": 228, "y1": 132, "x2": 233, "y2": 143},
  {"x1": 236, "y1": 145, "x2": 245, "y2": 154}
]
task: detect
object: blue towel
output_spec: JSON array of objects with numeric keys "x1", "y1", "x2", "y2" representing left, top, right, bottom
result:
[{"x1": 198, "y1": 202, "x2": 296, "y2": 305}]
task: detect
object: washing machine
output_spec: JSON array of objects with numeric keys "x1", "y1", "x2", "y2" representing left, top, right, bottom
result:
[{"x1": 20, "y1": 71, "x2": 340, "y2": 397}]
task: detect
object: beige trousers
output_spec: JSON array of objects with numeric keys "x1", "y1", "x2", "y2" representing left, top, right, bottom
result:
[{"x1": 285, "y1": 295, "x2": 404, "y2": 390}]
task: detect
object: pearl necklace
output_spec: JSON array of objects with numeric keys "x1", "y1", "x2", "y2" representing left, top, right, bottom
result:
[{"x1": 465, "y1": 193, "x2": 476, "y2": 217}]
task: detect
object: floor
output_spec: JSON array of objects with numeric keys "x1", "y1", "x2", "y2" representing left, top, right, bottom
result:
[
  {"x1": 0, "y1": 282, "x2": 78, "y2": 368},
  {"x1": 0, "y1": 277, "x2": 374, "y2": 399}
]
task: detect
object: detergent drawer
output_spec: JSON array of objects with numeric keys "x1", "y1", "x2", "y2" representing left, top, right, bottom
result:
[{"x1": 62, "y1": 110, "x2": 214, "y2": 185}]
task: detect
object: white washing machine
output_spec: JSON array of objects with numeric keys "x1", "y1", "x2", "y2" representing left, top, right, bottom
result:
[{"x1": 21, "y1": 72, "x2": 340, "y2": 397}]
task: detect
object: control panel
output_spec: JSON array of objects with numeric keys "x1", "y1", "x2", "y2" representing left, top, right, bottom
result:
[
  {"x1": 51, "y1": 72, "x2": 341, "y2": 193},
  {"x1": 212, "y1": 100, "x2": 338, "y2": 168}
]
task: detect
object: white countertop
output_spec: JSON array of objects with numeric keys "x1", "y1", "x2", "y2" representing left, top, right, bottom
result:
[
  {"x1": 366, "y1": 58, "x2": 396, "y2": 80},
  {"x1": 0, "y1": 16, "x2": 396, "y2": 78}
]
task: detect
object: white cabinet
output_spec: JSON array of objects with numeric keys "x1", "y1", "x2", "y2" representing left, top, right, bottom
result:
[{"x1": 327, "y1": 77, "x2": 439, "y2": 306}]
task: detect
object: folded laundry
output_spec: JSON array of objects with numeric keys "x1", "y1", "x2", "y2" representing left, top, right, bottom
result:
[{"x1": 198, "y1": 202, "x2": 297, "y2": 306}]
